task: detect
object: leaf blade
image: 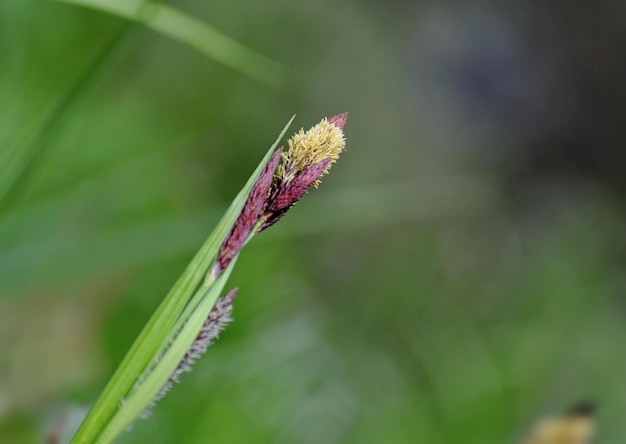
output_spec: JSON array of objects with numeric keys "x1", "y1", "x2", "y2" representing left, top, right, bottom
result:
[{"x1": 55, "y1": 0, "x2": 288, "y2": 87}]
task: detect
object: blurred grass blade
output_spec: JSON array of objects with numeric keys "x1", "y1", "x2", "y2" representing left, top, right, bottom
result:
[
  {"x1": 0, "y1": 26, "x2": 128, "y2": 210},
  {"x1": 55, "y1": 0, "x2": 288, "y2": 87},
  {"x1": 69, "y1": 116, "x2": 294, "y2": 443}
]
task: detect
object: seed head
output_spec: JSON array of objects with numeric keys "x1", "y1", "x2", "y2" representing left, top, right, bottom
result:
[
  {"x1": 277, "y1": 113, "x2": 347, "y2": 186},
  {"x1": 140, "y1": 289, "x2": 237, "y2": 418},
  {"x1": 257, "y1": 113, "x2": 347, "y2": 231},
  {"x1": 213, "y1": 113, "x2": 348, "y2": 252},
  {"x1": 215, "y1": 149, "x2": 282, "y2": 274}
]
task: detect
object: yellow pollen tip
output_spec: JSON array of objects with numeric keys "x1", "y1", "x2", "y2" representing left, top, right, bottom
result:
[{"x1": 277, "y1": 118, "x2": 346, "y2": 184}]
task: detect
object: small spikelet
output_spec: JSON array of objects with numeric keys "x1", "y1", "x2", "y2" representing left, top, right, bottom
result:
[
  {"x1": 215, "y1": 150, "x2": 282, "y2": 274},
  {"x1": 277, "y1": 114, "x2": 347, "y2": 185},
  {"x1": 328, "y1": 112, "x2": 347, "y2": 129},
  {"x1": 140, "y1": 289, "x2": 237, "y2": 418},
  {"x1": 258, "y1": 158, "x2": 331, "y2": 231}
]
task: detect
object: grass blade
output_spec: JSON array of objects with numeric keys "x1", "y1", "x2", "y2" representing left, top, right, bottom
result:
[
  {"x1": 0, "y1": 25, "x2": 129, "y2": 210},
  {"x1": 55, "y1": 0, "x2": 288, "y2": 87}
]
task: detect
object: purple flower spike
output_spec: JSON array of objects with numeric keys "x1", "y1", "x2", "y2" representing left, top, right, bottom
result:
[
  {"x1": 258, "y1": 158, "x2": 331, "y2": 231},
  {"x1": 217, "y1": 149, "x2": 282, "y2": 272},
  {"x1": 216, "y1": 113, "x2": 348, "y2": 270}
]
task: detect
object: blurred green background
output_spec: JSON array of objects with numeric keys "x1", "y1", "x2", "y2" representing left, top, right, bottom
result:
[{"x1": 1, "y1": 1, "x2": 625, "y2": 443}]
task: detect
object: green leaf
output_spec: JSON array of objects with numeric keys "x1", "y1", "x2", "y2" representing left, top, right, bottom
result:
[
  {"x1": 69, "y1": 116, "x2": 294, "y2": 444},
  {"x1": 0, "y1": 26, "x2": 128, "y2": 210},
  {"x1": 55, "y1": 0, "x2": 288, "y2": 87}
]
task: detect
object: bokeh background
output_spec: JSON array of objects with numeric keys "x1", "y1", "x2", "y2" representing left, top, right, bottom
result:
[{"x1": 1, "y1": 1, "x2": 625, "y2": 443}]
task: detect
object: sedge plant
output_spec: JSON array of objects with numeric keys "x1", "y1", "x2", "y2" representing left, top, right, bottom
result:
[{"x1": 69, "y1": 113, "x2": 348, "y2": 444}]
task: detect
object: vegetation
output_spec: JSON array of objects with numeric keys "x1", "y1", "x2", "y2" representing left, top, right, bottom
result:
[{"x1": 0, "y1": 1, "x2": 622, "y2": 443}]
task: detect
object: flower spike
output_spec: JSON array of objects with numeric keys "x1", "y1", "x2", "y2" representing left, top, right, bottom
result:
[
  {"x1": 141, "y1": 288, "x2": 238, "y2": 418},
  {"x1": 213, "y1": 113, "x2": 347, "y2": 271},
  {"x1": 260, "y1": 113, "x2": 348, "y2": 230}
]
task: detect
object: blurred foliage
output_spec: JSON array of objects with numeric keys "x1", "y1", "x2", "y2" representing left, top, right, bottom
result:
[{"x1": 0, "y1": 1, "x2": 624, "y2": 443}]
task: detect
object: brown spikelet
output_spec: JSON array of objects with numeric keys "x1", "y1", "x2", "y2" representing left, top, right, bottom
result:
[
  {"x1": 216, "y1": 150, "x2": 282, "y2": 272},
  {"x1": 140, "y1": 289, "x2": 238, "y2": 418},
  {"x1": 258, "y1": 158, "x2": 331, "y2": 231}
]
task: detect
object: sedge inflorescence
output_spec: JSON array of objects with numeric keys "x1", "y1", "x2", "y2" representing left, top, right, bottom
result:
[
  {"x1": 140, "y1": 289, "x2": 237, "y2": 418},
  {"x1": 215, "y1": 113, "x2": 347, "y2": 273}
]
